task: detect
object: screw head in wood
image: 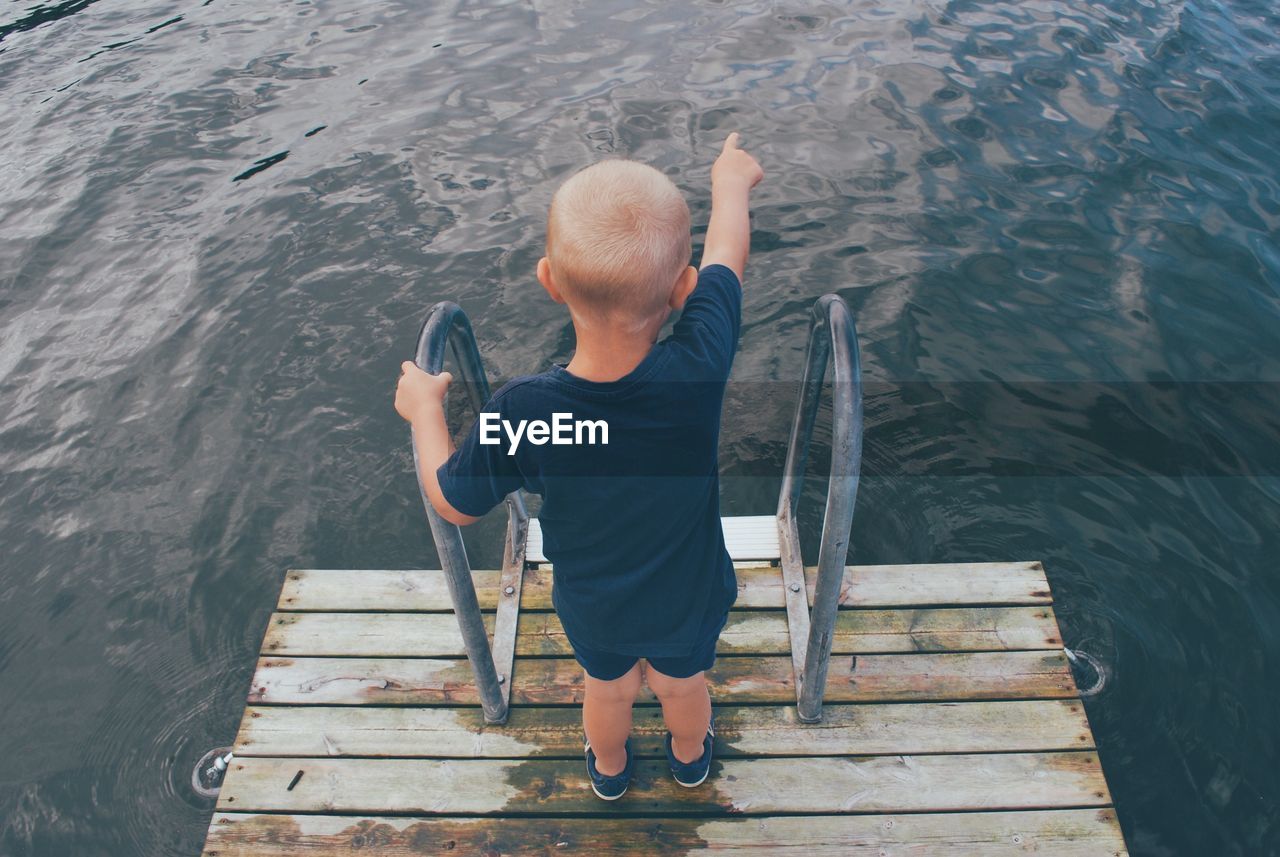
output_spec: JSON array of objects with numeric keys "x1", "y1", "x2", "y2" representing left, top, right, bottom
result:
[
  {"x1": 497, "y1": 674, "x2": 506, "y2": 683},
  {"x1": 789, "y1": 583, "x2": 801, "y2": 592},
  {"x1": 504, "y1": 586, "x2": 515, "y2": 595}
]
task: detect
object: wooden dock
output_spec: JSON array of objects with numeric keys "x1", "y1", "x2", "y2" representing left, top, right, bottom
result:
[{"x1": 202, "y1": 516, "x2": 1127, "y2": 855}]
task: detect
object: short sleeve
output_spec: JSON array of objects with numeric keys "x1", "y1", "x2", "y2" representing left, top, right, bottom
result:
[
  {"x1": 668, "y1": 263, "x2": 742, "y2": 377},
  {"x1": 435, "y1": 393, "x2": 525, "y2": 518}
]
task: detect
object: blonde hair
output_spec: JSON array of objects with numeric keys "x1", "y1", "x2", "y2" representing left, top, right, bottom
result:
[{"x1": 546, "y1": 159, "x2": 691, "y2": 324}]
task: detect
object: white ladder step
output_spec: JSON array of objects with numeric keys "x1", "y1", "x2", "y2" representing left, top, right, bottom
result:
[{"x1": 525, "y1": 515, "x2": 779, "y2": 564}]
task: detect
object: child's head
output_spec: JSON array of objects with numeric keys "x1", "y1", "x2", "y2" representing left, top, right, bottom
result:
[{"x1": 541, "y1": 159, "x2": 693, "y2": 328}]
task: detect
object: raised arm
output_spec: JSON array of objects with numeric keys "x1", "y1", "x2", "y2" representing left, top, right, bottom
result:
[
  {"x1": 699, "y1": 131, "x2": 764, "y2": 284},
  {"x1": 395, "y1": 362, "x2": 481, "y2": 527}
]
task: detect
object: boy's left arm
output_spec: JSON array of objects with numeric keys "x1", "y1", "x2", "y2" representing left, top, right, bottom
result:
[{"x1": 394, "y1": 361, "x2": 481, "y2": 526}]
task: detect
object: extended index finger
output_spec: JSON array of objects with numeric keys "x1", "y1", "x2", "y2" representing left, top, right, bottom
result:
[{"x1": 722, "y1": 131, "x2": 740, "y2": 151}]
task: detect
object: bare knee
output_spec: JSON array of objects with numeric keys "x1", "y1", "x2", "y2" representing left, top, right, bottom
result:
[
  {"x1": 644, "y1": 663, "x2": 706, "y2": 701},
  {"x1": 584, "y1": 662, "x2": 642, "y2": 704}
]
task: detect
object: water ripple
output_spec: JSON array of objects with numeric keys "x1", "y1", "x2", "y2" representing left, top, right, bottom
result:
[{"x1": 1, "y1": 0, "x2": 1278, "y2": 854}]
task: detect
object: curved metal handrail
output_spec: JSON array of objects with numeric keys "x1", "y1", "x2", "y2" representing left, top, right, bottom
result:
[
  {"x1": 412, "y1": 301, "x2": 528, "y2": 725},
  {"x1": 776, "y1": 294, "x2": 863, "y2": 722}
]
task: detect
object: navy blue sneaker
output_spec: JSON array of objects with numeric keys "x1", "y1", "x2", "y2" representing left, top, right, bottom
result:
[
  {"x1": 665, "y1": 714, "x2": 715, "y2": 787},
  {"x1": 584, "y1": 737, "x2": 633, "y2": 800}
]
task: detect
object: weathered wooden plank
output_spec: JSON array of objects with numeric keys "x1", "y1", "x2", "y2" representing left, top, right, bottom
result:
[
  {"x1": 261, "y1": 606, "x2": 1061, "y2": 657},
  {"x1": 246, "y1": 651, "x2": 1076, "y2": 706},
  {"x1": 205, "y1": 809, "x2": 1129, "y2": 856},
  {"x1": 825, "y1": 562, "x2": 1052, "y2": 607},
  {"x1": 214, "y1": 752, "x2": 1111, "y2": 815},
  {"x1": 233, "y1": 700, "x2": 1094, "y2": 758},
  {"x1": 279, "y1": 562, "x2": 1051, "y2": 612}
]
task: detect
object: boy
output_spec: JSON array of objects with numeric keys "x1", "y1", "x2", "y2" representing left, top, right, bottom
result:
[{"x1": 395, "y1": 132, "x2": 763, "y2": 799}]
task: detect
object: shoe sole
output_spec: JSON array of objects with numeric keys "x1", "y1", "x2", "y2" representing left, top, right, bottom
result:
[
  {"x1": 674, "y1": 768, "x2": 709, "y2": 788},
  {"x1": 590, "y1": 782, "x2": 629, "y2": 800}
]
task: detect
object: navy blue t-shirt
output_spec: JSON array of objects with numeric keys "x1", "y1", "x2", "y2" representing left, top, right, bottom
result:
[{"x1": 436, "y1": 264, "x2": 741, "y2": 656}]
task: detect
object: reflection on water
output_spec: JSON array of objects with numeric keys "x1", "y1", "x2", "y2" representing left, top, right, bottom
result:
[{"x1": 1, "y1": 0, "x2": 1278, "y2": 854}]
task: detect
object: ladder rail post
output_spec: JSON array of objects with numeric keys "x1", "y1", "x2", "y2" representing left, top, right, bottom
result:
[
  {"x1": 775, "y1": 312, "x2": 831, "y2": 707},
  {"x1": 776, "y1": 294, "x2": 863, "y2": 723},
  {"x1": 413, "y1": 301, "x2": 525, "y2": 725}
]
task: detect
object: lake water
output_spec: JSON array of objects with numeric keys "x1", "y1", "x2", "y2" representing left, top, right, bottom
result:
[{"x1": 1, "y1": 0, "x2": 1278, "y2": 854}]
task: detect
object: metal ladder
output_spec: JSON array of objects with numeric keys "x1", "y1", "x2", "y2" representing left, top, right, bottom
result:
[{"x1": 411, "y1": 294, "x2": 862, "y2": 725}]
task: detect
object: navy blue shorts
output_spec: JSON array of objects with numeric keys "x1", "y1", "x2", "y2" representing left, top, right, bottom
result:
[{"x1": 566, "y1": 606, "x2": 730, "y2": 682}]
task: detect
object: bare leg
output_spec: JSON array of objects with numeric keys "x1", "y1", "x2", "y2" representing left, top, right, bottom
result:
[
  {"x1": 582, "y1": 662, "x2": 642, "y2": 776},
  {"x1": 645, "y1": 663, "x2": 712, "y2": 764}
]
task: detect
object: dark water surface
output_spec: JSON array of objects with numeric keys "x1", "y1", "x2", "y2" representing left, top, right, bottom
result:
[{"x1": 2, "y1": 0, "x2": 1279, "y2": 854}]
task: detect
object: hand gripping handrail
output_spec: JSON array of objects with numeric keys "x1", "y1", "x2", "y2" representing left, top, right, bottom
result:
[
  {"x1": 775, "y1": 294, "x2": 864, "y2": 722},
  {"x1": 412, "y1": 301, "x2": 528, "y2": 725}
]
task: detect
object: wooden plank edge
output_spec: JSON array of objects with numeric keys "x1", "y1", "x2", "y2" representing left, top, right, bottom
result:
[
  {"x1": 211, "y1": 751, "x2": 1115, "y2": 816},
  {"x1": 231, "y1": 699, "x2": 1097, "y2": 759},
  {"x1": 204, "y1": 807, "x2": 1128, "y2": 856},
  {"x1": 259, "y1": 605, "x2": 1064, "y2": 657},
  {"x1": 277, "y1": 562, "x2": 1053, "y2": 612}
]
